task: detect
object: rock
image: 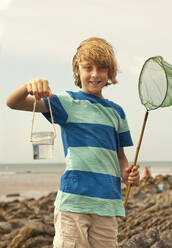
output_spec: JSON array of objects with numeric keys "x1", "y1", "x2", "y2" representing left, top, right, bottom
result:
[
  {"x1": 0, "y1": 176, "x2": 172, "y2": 247},
  {"x1": 6, "y1": 193, "x2": 20, "y2": 198},
  {"x1": 118, "y1": 175, "x2": 172, "y2": 247},
  {"x1": 0, "y1": 222, "x2": 12, "y2": 234},
  {"x1": 8, "y1": 221, "x2": 54, "y2": 248}
]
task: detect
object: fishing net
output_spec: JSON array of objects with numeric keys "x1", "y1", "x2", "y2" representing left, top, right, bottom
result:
[
  {"x1": 139, "y1": 56, "x2": 172, "y2": 110},
  {"x1": 124, "y1": 56, "x2": 172, "y2": 207}
]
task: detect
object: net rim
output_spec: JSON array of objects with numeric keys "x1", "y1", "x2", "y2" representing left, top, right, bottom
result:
[{"x1": 138, "y1": 56, "x2": 168, "y2": 111}]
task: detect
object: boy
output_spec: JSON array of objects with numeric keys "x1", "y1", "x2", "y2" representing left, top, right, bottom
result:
[{"x1": 7, "y1": 37, "x2": 140, "y2": 248}]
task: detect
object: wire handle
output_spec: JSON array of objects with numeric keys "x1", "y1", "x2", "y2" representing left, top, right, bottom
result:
[
  {"x1": 30, "y1": 98, "x2": 56, "y2": 143},
  {"x1": 124, "y1": 110, "x2": 149, "y2": 208}
]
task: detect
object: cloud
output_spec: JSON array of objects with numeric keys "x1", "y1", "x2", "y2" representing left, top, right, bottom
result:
[
  {"x1": 0, "y1": 0, "x2": 13, "y2": 45},
  {"x1": 0, "y1": 24, "x2": 3, "y2": 38},
  {"x1": 0, "y1": 0, "x2": 12, "y2": 9},
  {"x1": 1, "y1": 0, "x2": 172, "y2": 65},
  {"x1": 127, "y1": 56, "x2": 147, "y2": 76}
]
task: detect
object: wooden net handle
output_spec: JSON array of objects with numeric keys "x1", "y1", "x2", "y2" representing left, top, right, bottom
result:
[{"x1": 124, "y1": 110, "x2": 149, "y2": 208}]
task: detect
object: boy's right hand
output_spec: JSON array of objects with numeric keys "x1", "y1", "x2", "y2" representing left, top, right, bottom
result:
[{"x1": 26, "y1": 79, "x2": 53, "y2": 101}]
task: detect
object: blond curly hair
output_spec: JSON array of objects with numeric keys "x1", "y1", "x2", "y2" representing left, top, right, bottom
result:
[{"x1": 72, "y1": 37, "x2": 118, "y2": 88}]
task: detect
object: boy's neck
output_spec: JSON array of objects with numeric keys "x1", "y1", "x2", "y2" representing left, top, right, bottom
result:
[{"x1": 81, "y1": 89, "x2": 104, "y2": 99}]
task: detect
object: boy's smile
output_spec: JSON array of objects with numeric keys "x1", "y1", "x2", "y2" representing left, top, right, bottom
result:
[{"x1": 78, "y1": 61, "x2": 109, "y2": 98}]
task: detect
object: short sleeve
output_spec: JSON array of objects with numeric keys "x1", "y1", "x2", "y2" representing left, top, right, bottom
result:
[
  {"x1": 42, "y1": 94, "x2": 69, "y2": 125},
  {"x1": 117, "y1": 108, "x2": 133, "y2": 147}
]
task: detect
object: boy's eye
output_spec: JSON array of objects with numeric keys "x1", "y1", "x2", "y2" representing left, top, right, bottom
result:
[
  {"x1": 83, "y1": 66, "x2": 92, "y2": 70},
  {"x1": 98, "y1": 66, "x2": 107, "y2": 70},
  {"x1": 81, "y1": 64, "x2": 108, "y2": 72}
]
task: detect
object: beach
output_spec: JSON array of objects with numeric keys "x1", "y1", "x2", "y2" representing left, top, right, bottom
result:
[
  {"x1": 0, "y1": 161, "x2": 172, "y2": 202},
  {"x1": 0, "y1": 171, "x2": 62, "y2": 202},
  {"x1": 0, "y1": 163, "x2": 172, "y2": 247},
  {"x1": 0, "y1": 162, "x2": 65, "y2": 202}
]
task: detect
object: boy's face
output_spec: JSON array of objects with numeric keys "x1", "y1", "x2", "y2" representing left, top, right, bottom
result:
[{"x1": 78, "y1": 61, "x2": 108, "y2": 98}]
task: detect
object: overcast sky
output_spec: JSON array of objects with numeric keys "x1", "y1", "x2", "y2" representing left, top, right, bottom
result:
[{"x1": 1, "y1": 0, "x2": 172, "y2": 164}]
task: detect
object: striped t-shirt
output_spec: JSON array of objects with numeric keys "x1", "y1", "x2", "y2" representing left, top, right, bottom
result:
[{"x1": 43, "y1": 90, "x2": 133, "y2": 217}]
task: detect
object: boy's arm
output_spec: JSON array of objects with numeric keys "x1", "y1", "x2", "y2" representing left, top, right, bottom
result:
[
  {"x1": 118, "y1": 147, "x2": 140, "y2": 186},
  {"x1": 6, "y1": 79, "x2": 53, "y2": 112}
]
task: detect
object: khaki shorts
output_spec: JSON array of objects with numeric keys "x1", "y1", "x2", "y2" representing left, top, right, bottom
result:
[{"x1": 53, "y1": 208, "x2": 118, "y2": 248}]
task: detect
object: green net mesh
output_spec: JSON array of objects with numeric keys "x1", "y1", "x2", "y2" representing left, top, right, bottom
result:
[{"x1": 138, "y1": 56, "x2": 172, "y2": 110}]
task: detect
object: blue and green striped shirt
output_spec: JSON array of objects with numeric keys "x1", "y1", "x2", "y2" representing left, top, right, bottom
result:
[{"x1": 43, "y1": 91, "x2": 133, "y2": 217}]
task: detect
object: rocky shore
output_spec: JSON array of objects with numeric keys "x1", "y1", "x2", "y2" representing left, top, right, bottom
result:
[{"x1": 0, "y1": 175, "x2": 172, "y2": 248}]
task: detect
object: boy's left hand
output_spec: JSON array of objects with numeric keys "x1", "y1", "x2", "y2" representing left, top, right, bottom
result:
[{"x1": 122, "y1": 164, "x2": 140, "y2": 186}]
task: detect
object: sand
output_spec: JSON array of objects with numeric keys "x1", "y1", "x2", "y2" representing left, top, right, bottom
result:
[{"x1": 0, "y1": 171, "x2": 63, "y2": 202}]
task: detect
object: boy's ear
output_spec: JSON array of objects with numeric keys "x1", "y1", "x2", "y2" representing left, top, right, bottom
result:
[{"x1": 75, "y1": 67, "x2": 80, "y2": 77}]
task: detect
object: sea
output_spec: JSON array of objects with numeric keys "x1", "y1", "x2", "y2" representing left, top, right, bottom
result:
[
  {"x1": 0, "y1": 161, "x2": 172, "y2": 177},
  {"x1": 0, "y1": 162, "x2": 65, "y2": 176}
]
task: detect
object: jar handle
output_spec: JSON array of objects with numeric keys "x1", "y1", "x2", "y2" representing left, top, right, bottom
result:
[{"x1": 30, "y1": 98, "x2": 56, "y2": 142}]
